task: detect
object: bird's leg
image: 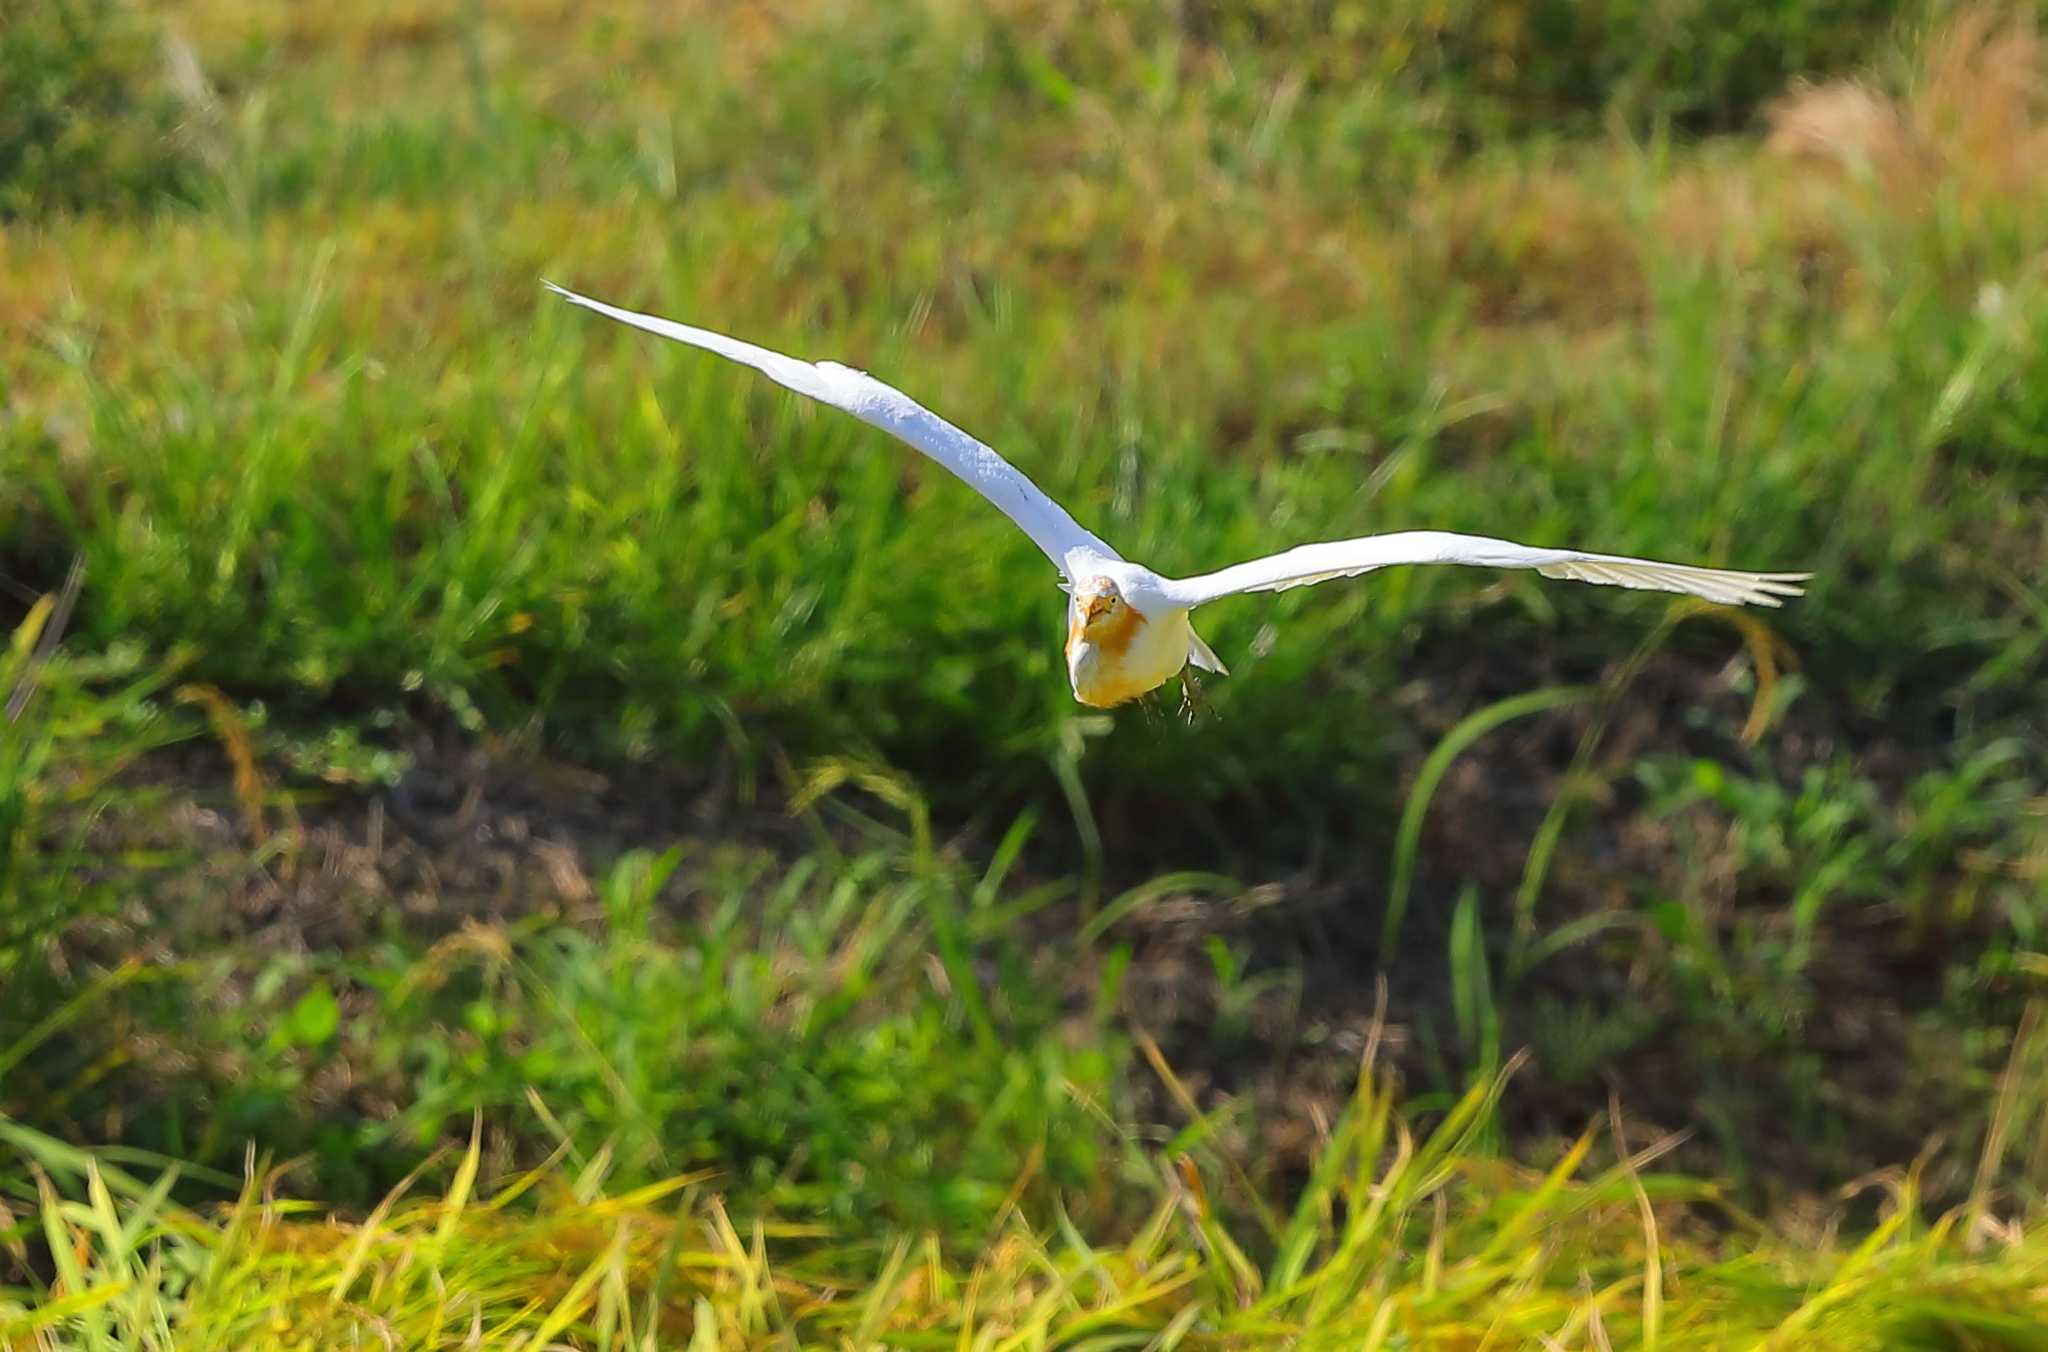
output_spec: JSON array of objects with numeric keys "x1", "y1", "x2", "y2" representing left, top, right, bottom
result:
[
  {"x1": 1177, "y1": 669, "x2": 1208, "y2": 724},
  {"x1": 1135, "y1": 689, "x2": 1165, "y2": 721}
]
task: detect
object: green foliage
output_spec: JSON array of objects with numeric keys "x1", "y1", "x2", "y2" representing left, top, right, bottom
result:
[
  {"x1": 7, "y1": 839, "x2": 1116, "y2": 1239},
  {"x1": 1448, "y1": 886, "x2": 1502, "y2": 1072},
  {"x1": 0, "y1": 592, "x2": 187, "y2": 968},
  {"x1": 3, "y1": 0, "x2": 2048, "y2": 1336},
  {"x1": 7, "y1": 0, "x2": 2034, "y2": 840},
  {"x1": 0, "y1": 0, "x2": 196, "y2": 217},
  {"x1": 9, "y1": 1059, "x2": 2048, "y2": 1348},
  {"x1": 1638, "y1": 739, "x2": 2042, "y2": 1025},
  {"x1": 1499, "y1": 733, "x2": 2046, "y2": 1186},
  {"x1": 1386, "y1": 685, "x2": 1595, "y2": 957},
  {"x1": 1181, "y1": 0, "x2": 1907, "y2": 133}
]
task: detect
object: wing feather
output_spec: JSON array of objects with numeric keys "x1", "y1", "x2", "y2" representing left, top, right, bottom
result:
[
  {"x1": 1162, "y1": 530, "x2": 1808, "y2": 610},
  {"x1": 545, "y1": 283, "x2": 1117, "y2": 576}
]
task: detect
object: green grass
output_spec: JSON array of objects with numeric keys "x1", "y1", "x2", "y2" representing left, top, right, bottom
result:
[
  {"x1": 4, "y1": 0, "x2": 2048, "y2": 1341},
  {"x1": 11, "y1": 1055, "x2": 2048, "y2": 1348},
  {"x1": 0, "y1": 647, "x2": 1122, "y2": 1236}
]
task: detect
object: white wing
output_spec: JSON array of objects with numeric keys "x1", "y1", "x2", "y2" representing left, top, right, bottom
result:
[
  {"x1": 545, "y1": 283, "x2": 1117, "y2": 576},
  {"x1": 1161, "y1": 530, "x2": 1809, "y2": 609}
]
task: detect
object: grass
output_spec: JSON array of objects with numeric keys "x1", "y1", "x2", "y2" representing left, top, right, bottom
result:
[
  {"x1": 0, "y1": 667, "x2": 1123, "y2": 1235},
  {"x1": 4, "y1": 0, "x2": 2048, "y2": 1341},
  {"x1": 10, "y1": 1052, "x2": 2048, "y2": 1348}
]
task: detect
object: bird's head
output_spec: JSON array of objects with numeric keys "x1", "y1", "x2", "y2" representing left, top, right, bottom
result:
[{"x1": 1073, "y1": 576, "x2": 1140, "y2": 647}]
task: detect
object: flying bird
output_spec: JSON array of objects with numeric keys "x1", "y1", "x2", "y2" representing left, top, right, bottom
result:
[{"x1": 545, "y1": 283, "x2": 1809, "y2": 711}]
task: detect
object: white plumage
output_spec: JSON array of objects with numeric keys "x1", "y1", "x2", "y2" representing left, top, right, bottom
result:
[
  {"x1": 547, "y1": 283, "x2": 1811, "y2": 709},
  {"x1": 543, "y1": 283, "x2": 1119, "y2": 574},
  {"x1": 1158, "y1": 531, "x2": 1808, "y2": 610}
]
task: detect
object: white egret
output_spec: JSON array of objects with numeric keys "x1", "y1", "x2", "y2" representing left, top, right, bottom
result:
[{"x1": 546, "y1": 283, "x2": 1809, "y2": 710}]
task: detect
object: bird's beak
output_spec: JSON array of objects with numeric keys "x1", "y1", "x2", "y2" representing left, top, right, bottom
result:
[{"x1": 1081, "y1": 595, "x2": 1113, "y2": 624}]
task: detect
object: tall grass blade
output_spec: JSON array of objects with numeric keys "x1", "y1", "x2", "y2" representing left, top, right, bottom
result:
[{"x1": 1385, "y1": 687, "x2": 1593, "y2": 958}]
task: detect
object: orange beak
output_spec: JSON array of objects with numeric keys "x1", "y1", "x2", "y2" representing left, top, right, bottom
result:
[{"x1": 1082, "y1": 594, "x2": 1114, "y2": 624}]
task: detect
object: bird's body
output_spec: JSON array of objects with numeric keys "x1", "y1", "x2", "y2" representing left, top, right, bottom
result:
[
  {"x1": 1066, "y1": 569, "x2": 1204, "y2": 708},
  {"x1": 546, "y1": 282, "x2": 1811, "y2": 709}
]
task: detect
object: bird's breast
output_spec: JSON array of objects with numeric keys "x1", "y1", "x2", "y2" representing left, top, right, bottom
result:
[{"x1": 1066, "y1": 606, "x2": 1191, "y2": 707}]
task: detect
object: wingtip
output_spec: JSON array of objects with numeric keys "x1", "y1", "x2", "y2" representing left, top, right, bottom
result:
[{"x1": 1731, "y1": 572, "x2": 1810, "y2": 607}]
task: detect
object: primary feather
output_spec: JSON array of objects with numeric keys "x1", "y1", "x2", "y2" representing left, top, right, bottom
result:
[{"x1": 1161, "y1": 530, "x2": 1808, "y2": 609}]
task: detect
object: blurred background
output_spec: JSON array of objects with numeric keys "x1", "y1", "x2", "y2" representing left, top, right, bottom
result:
[{"x1": 3, "y1": 0, "x2": 2047, "y2": 1337}]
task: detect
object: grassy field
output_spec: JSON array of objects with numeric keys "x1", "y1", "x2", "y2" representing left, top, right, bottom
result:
[{"x1": 5, "y1": 0, "x2": 2048, "y2": 1343}]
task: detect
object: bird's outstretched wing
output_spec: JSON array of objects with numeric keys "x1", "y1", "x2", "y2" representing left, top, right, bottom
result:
[
  {"x1": 545, "y1": 283, "x2": 1118, "y2": 576},
  {"x1": 1161, "y1": 530, "x2": 1809, "y2": 609}
]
